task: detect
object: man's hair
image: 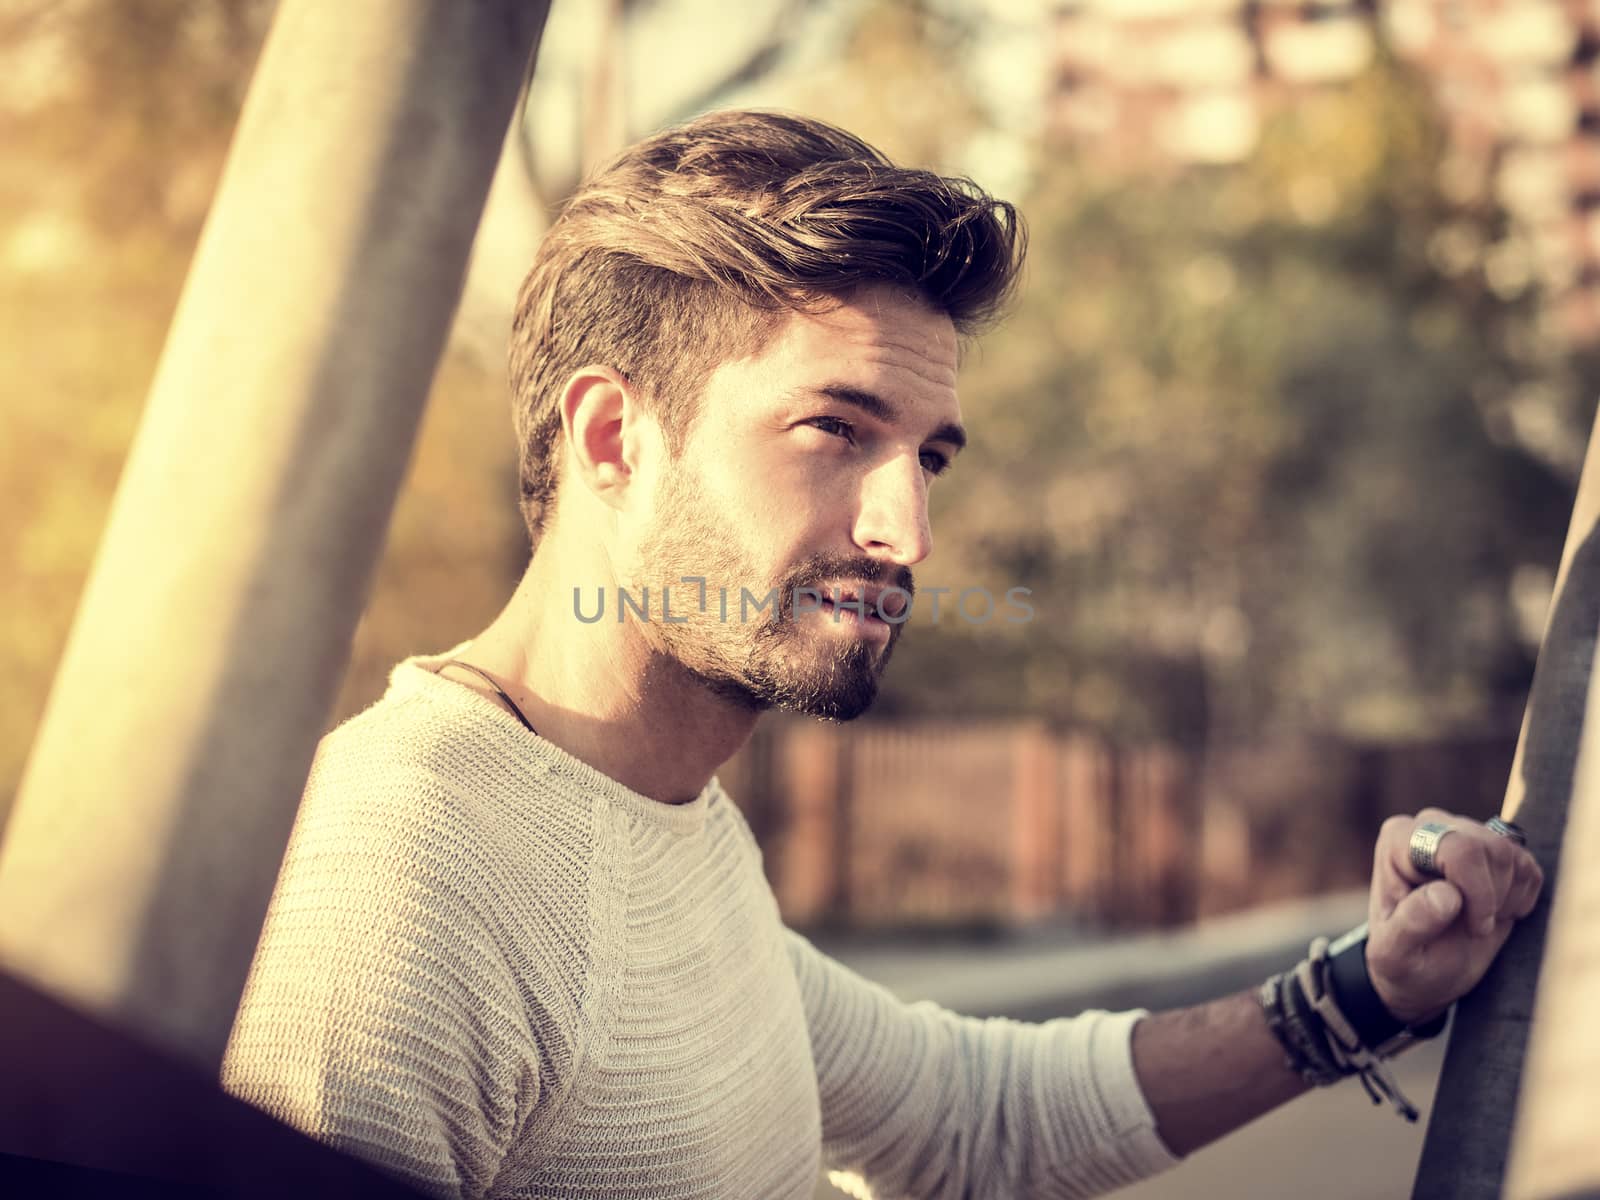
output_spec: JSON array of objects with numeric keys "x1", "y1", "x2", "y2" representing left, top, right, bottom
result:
[{"x1": 508, "y1": 108, "x2": 1026, "y2": 549}]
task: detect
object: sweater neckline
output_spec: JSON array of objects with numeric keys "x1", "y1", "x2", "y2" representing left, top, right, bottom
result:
[{"x1": 393, "y1": 643, "x2": 717, "y2": 836}]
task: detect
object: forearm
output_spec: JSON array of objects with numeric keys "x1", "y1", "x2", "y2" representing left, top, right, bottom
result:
[{"x1": 1130, "y1": 988, "x2": 1310, "y2": 1158}]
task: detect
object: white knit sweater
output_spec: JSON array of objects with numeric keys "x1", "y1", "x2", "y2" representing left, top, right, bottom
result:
[{"x1": 220, "y1": 647, "x2": 1180, "y2": 1199}]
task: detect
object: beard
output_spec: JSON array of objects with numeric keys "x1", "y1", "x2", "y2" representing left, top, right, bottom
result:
[{"x1": 627, "y1": 463, "x2": 907, "y2": 722}]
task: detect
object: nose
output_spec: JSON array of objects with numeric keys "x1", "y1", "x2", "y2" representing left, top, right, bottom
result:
[{"x1": 851, "y1": 455, "x2": 933, "y2": 567}]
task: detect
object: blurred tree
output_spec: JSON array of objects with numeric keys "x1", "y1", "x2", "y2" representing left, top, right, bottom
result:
[
  {"x1": 7, "y1": 0, "x2": 1596, "y2": 824},
  {"x1": 875, "y1": 53, "x2": 1596, "y2": 750}
]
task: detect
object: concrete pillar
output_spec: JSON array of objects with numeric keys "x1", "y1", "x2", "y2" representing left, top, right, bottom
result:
[{"x1": 0, "y1": 0, "x2": 550, "y2": 1072}]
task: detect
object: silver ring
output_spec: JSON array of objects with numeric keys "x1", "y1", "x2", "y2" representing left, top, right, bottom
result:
[
  {"x1": 1487, "y1": 816, "x2": 1527, "y2": 847},
  {"x1": 1409, "y1": 821, "x2": 1457, "y2": 878}
]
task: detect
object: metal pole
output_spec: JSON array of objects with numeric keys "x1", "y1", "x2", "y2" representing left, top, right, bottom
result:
[
  {"x1": 1411, "y1": 406, "x2": 1600, "y2": 1198},
  {"x1": 1503, "y1": 428, "x2": 1600, "y2": 1198},
  {"x1": 0, "y1": 0, "x2": 549, "y2": 1073}
]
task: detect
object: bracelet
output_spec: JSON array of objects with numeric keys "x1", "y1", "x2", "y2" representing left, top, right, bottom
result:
[
  {"x1": 1257, "y1": 974, "x2": 1298, "y2": 1073},
  {"x1": 1259, "y1": 969, "x2": 1346, "y2": 1087},
  {"x1": 1325, "y1": 923, "x2": 1449, "y2": 1055},
  {"x1": 1297, "y1": 936, "x2": 1423, "y2": 1121},
  {"x1": 1256, "y1": 925, "x2": 1453, "y2": 1123}
]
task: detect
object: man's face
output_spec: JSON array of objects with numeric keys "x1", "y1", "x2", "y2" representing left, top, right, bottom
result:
[{"x1": 627, "y1": 284, "x2": 963, "y2": 721}]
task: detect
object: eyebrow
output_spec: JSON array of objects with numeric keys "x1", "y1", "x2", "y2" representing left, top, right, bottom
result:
[{"x1": 801, "y1": 384, "x2": 968, "y2": 453}]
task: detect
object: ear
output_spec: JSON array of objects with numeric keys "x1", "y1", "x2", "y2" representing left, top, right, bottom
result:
[{"x1": 558, "y1": 366, "x2": 661, "y2": 511}]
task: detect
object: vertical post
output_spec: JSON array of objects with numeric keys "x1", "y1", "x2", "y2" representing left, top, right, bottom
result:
[
  {"x1": 1010, "y1": 722, "x2": 1056, "y2": 923},
  {"x1": 1501, "y1": 425, "x2": 1600, "y2": 1196},
  {"x1": 0, "y1": 0, "x2": 550, "y2": 1073},
  {"x1": 1412, "y1": 407, "x2": 1600, "y2": 1198},
  {"x1": 1504, "y1": 640, "x2": 1600, "y2": 1198},
  {"x1": 777, "y1": 723, "x2": 843, "y2": 926},
  {"x1": 834, "y1": 728, "x2": 857, "y2": 923},
  {"x1": 1059, "y1": 732, "x2": 1114, "y2": 921}
]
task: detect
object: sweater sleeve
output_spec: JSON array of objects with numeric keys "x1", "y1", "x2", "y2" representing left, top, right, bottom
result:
[
  {"x1": 220, "y1": 757, "x2": 545, "y2": 1200},
  {"x1": 784, "y1": 929, "x2": 1181, "y2": 1200}
]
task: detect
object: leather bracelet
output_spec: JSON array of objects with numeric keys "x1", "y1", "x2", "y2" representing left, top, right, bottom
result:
[
  {"x1": 1258, "y1": 974, "x2": 1302, "y2": 1076},
  {"x1": 1281, "y1": 971, "x2": 1348, "y2": 1084},
  {"x1": 1300, "y1": 934, "x2": 1425, "y2": 1121},
  {"x1": 1326, "y1": 923, "x2": 1449, "y2": 1053},
  {"x1": 1258, "y1": 923, "x2": 1453, "y2": 1122},
  {"x1": 1259, "y1": 970, "x2": 1347, "y2": 1087}
]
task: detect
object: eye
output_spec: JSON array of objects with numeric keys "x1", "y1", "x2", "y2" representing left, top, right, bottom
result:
[
  {"x1": 806, "y1": 416, "x2": 856, "y2": 443},
  {"x1": 804, "y1": 416, "x2": 951, "y2": 477}
]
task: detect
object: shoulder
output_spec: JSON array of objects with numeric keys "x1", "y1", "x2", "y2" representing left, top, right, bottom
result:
[
  {"x1": 253, "y1": 675, "x2": 621, "y2": 1027},
  {"x1": 295, "y1": 687, "x2": 604, "y2": 911},
  {"x1": 224, "y1": 691, "x2": 615, "y2": 1191}
]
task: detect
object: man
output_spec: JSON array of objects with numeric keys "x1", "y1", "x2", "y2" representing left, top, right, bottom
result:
[{"x1": 221, "y1": 110, "x2": 1546, "y2": 1199}]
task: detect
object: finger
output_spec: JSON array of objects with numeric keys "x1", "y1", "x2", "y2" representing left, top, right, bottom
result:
[
  {"x1": 1506, "y1": 855, "x2": 1546, "y2": 920},
  {"x1": 1377, "y1": 812, "x2": 1542, "y2": 931},
  {"x1": 1388, "y1": 807, "x2": 1476, "y2": 889},
  {"x1": 1439, "y1": 834, "x2": 1508, "y2": 936},
  {"x1": 1405, "y1": 815, "x2": 1515, "y2": 935},
  {"x1": 1378, "y1": 879, "x2": 1464, "y2": 963},
  {"x1": 1375, "y1": 815, "x2": 1426, "y2": 919},
  {"x1": 1496, "y1": 855, "x2": 1530, "y2": 921},
  {"x1": 1376, "y1": 811, "x2": 1482, "y2": 918}
]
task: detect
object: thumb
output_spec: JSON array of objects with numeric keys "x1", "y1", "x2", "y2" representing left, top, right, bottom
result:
[{"x1": 1386, "y1": 880, "x2": 1463, "y2": 955}]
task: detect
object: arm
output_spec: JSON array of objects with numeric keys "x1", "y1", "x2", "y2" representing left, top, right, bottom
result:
[
  {"x1": 1130, "y1": 806, "x2": 1545, "y2": 1158},
  {"x1": 787, "y1": 929, "x2": 1181, "y2": 1200},
  {"x1": 220, "y1": 755, "x2": 549, "y2": 1200},
  {"x1": 1131, "y1": 990, "x2": 1309, "y2": 1157}
]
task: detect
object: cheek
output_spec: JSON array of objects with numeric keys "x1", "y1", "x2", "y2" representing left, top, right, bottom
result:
[
  {"x1": 732, "y1": 438, "x2": 861, "y2": 546},
  {"x1": 768, "y1": 453, "x2": 861, "y2": 514},
  {"x1": 750, "y1": 478, "x2": 840, "y2": 544}
]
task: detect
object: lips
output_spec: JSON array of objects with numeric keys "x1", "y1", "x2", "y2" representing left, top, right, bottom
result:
[{"x1": 819, "y1": 583, "x2": 906, "y2": 621}]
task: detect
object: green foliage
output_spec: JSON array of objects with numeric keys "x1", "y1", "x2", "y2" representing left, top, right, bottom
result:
[
  {"x1": 4, "y1": 0, "x2": 1595, "y2": 815},
  {"x1": 879, "y1": 57, "x2": 1594, "y2": 745}
]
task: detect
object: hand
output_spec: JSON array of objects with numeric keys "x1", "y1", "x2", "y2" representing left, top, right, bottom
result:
[{"x1": 1364, "y1": 808, "x2": 1545, "y2": 1026}]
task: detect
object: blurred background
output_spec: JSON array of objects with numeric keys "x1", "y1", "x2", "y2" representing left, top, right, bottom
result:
[{"x1": 6, "y1": 1, "x2": 1594, "y2": 1194}]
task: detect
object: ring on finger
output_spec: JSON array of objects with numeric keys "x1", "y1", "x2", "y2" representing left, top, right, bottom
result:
[
  {"x1": 1487, "y1": 816, "x2": 1527, "y2": 846},
  {"x1": 1409, "y1": 821, "x2": 1457, "y2": 878}
]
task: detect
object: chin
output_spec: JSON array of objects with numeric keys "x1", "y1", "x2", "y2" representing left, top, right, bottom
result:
[
  {"x1": 677, "y1": 620, "x2": 899, "y2": 722},
  {"x1": 774, "y1": 649, "x2": 888, "y2": 722},
  {"x1": 783, "y1": 682, "x2": 880, "y2": 723},
  {"x1": 703, "y1": 667, "x2": 881, "y2": 722},
  {"x1": 691, "y1": 654, "x2": 883, "y2": 722}
]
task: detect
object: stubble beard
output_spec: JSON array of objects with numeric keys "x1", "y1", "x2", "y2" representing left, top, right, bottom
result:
[{"x1": 632, "y1": 472, "x2": 894, "y2": 722}]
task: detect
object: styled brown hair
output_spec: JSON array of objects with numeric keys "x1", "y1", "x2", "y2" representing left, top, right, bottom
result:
[{"x1": 508, "y1": 109, "x2": 1026, "y2": 549}]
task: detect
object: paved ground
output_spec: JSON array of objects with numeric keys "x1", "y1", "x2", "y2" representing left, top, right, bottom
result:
[
  {"x1": 1111, "y1": 1035, "x2": 1443, "y2": 1200},
  {"x1": 808, "y1": 893, "x2": 1446, "y2": 1199}
]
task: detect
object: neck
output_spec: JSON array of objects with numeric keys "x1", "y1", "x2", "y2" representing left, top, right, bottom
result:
[{"x1": 461, "y1": 549, "x2": 761, "y2": 807}]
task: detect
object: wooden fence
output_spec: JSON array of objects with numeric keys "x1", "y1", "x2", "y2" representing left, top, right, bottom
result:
[{"x1": 716, "y1": 718, "x2": 1519, "y2": 933}]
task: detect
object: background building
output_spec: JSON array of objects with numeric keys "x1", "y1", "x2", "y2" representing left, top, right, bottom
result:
[{"x1": 1050, "y1": 0, "x2": 1600, "y2": 342}]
